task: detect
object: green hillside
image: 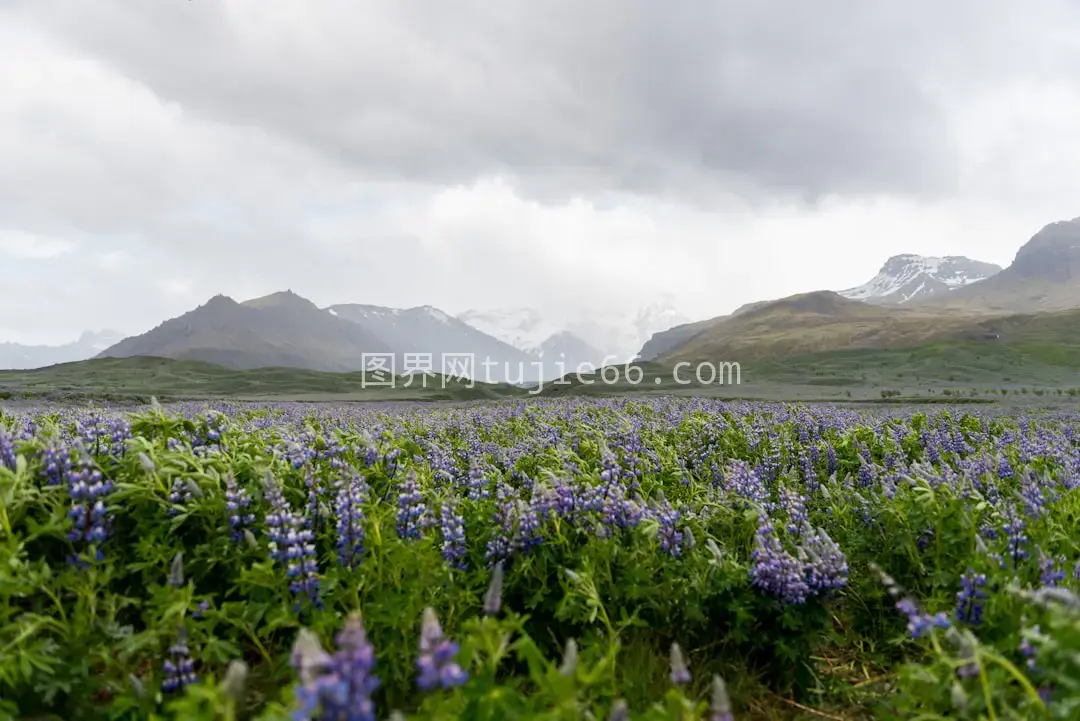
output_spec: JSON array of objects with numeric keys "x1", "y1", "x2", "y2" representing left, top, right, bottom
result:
[{"x1": 0, "y1": 356, "x2": 522, "y2": 402}]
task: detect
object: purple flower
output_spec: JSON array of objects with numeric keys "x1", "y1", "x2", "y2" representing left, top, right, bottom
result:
[
  {"x1": 265, "y1": 474, "x2": 321, "y2": 607},
  {"x1": 438, "y1": 496, "x2": 466, "y2": 569},
  {"x1": 669, "y1": 642, "x2": 691, "y2": 685},
  {"x1": 749, "y1": 518, "x2": 809, "y2": 605},
  {"x1": 161, "y1": 627, "x2": 197, "y2": 693},
  {"x1": 334, "y1": 474, "x2": 368, "y2": 570},
  {"x1": 0, "y1": 427, "x2": 16, "y2": 471},
  {"x1": 954, "y1": 570, "x2": 987, "y2": 625},
  {"x1": 66, "y1": 455, "x2": 113, "y2": 565},
  {"x1": 396, "y1": 471, "x2": 428, "y2": 541},
  {"x1": 416, "y1": 607, "x2": 468, "y2": 691},
  {"x1": 291, "y1": 613, "x2": 380, "y2": 721},
  {"x1": 797, "y1": 525, "x2": 848, "y2": 594},
  {"x1": 224, "y1": 474, "x2": 255, "y2": 542}
]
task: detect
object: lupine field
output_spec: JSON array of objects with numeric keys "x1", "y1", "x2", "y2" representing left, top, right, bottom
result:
[{"x1": 2, "y1": 398, "x2": 1080, "y2": 720}]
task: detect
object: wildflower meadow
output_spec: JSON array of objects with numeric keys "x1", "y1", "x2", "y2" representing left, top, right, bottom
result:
[{"x1": 1, "y1": 397, "x2": 1079, "y2": 719}]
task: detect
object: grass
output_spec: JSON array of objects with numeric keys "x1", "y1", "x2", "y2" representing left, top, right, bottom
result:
[
  {"x1": 3, "y1": 338, "x2": 1080, "y2": 404},
  {"x1": 0, "y1": 356, "x2": 522, "y2": 402}
]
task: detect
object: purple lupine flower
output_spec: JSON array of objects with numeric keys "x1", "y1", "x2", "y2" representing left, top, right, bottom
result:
[
  {"x1": 66, "y1": 455, "x2": 113, "y2": 565},
  {"x1": 193, "y1": 600, "x2": 210, "y2": 620},
  {"x1": 416, "y1": 607, "x2": 468, "y2": 691},
  {"x1": 438, "y1": 495, "x2": 466, "y2": 569},
  {"x1": 265, "y1": 475, "x2": 322, "y2": 607},
  {"x1": 669, "y1": 642, "x2": 691, "y2": 685},
  {"x1": 1002, "y1": 517, "x2": 1030, "y2": 570},
  {"x1": 896, "y1": 599, "x2": 951, "y2": 638},
  {"x1": 724, "y1": 460, "x2": 769, "y2": 508},
  {"x1": 517, "y1": 498, "x2": 544, "y2": 551},
  {"x1": 334, "y1": 474, "x2": 368, "y2": 570},
  {"x1": 1039, "y1": 553, "x2": 1066, "y2": 588},
  {"x1": 484, "y1": 482, "x2": 520, "y2": 564},
  {"x1": 396, "y1": 471, "x2": 428, "y2": 541},
  {"x1": 42, "y1": 440, "x2": 73, "y2": 486},
  {"x1": 224, "y1": 474, "x2": 255, "y2": 542},
  {"x1": 749, "y1": 518, "x2": 809, "y2": 605},
  {"x1": 0, "y1": 427, "x2": 16, "y2": 471},
  {"x1": 465, "y1": 460, "x2": 492, "y2": 502},
  {"x1": 709, "y1": 675, "x2": 734, "y2": 721},
  {"x1": 1019, "y1": 626, "x2": 1040, "y2": 671},
  {"x1": 798, "y1": 525, "x2": 848, "y2": 593},
  {"x1": 652, "y1": 495, "x2": 684, "y2": 557},
  {"x1": 291, "y1": 613, "x2": 380, "y2": 721},
  {"x1": 873, "y1": 563, "x2": 951, "y2": 638},
  {"x1": 954, "y1": 570, "x2": 987, "y2": 625},
  {"x1": 161, "y1": 627, "x2": 197, "y2": 693}
]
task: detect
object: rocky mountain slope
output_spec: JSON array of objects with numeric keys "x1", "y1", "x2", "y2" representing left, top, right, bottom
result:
[
  {"x1": 0, "y1": 330, "x2": 126, "y2": 370},
  {"x1": 98, "y1": 291, "x2": 391, "y2": 372},
  {"x1": 915, "y1": 218, "x2": 1080, "y2": 312},
  {"x1": 326, "y1": 303, "x2": 537, "y2": 383},
  {"x1": 839, "y1": 255, "x2": 1002, "y2": 304},
  {"x1": 655, "y1": 291, "x2": 994, "y2": 364}
]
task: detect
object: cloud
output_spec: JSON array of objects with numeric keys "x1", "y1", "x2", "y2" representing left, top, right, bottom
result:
[
  {"x1": 0, "y1": 230, "x2": 76, "y2": 259},
  {"x1": 1, "y1": 0, "x2": 1080, "y2": 345}
]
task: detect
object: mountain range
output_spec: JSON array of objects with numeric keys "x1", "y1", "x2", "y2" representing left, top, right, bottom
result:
[
  {"x1": 838, "y1": 254, "x2": 1002, "y2": 304},
  {"x1": 0, "y1": 330, "x2": 125, "y2": 370},
  {"x1": 4, "y1": 216, "x2": 1079, "y2": 380},
  {"x1": 642, "y1": 216, "x2": 1080, "y2": 365},
  {"x1": 93, "y1": 291, "x2": 610, "y2": 384}
]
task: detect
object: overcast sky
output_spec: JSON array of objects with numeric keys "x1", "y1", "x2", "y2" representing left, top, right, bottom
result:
[{"x1": 3, "y1": 0, "x2": 1080, "y2": 344}]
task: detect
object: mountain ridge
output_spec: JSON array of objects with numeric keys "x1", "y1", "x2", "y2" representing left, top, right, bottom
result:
[
  {"x1": 0, "y1": 330, "x2": 126, "y2": 370},
  {"x1": 838, "y1": 254, "x2": 1001, "y2": 304}
]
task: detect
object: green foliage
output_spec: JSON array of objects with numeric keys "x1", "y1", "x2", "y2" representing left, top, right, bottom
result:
[{"x1": 0, "y1": 400, "x2": 1078, "y2": 719}]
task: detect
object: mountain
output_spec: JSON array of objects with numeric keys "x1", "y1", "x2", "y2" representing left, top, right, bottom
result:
[
  {"x1": 916, "y1": 218, "x2": 1080, "y2": 313},
  {"x1": 655, "y1": 290, "x2": 984, "y2": 364},
  {"x1": 326, "y1": 303, "x2": 538, "y2": 383},
  {"x1": 838, "y1": 254, "x2": 1002, "y2": 304},
  {"x1": 0, "y1": 330, "x2": 126, "y2": 370},
  {"x1": 98, "y1": 291, "x2": 391, "y2": 372}
]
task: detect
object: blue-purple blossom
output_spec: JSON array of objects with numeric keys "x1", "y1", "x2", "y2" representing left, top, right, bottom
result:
[
  {"x1": 0, "y1": 427, "x2": 16, "y2": 471},
  {"x1": 265, "y1": 475, "x2": 322, "y2": 607},
  {"x1": 161, "y1": 627, "x2": 197, "y2": 693},
  {"x1": 416, "y1": 607, "x2": 468, "y2": 691},
  {"x1": 438, "y1": 495, "x2": 466, "y2": 569},
  {"x1": 396, "y1": 471, "x2": 428, "y2": 541},
  {"x1": 224, "y1": 474, "x2": 255, "y2": 542},
  {"x1": 1039, "y1": 553, "x2": 1066, "y2": 588},
  {"x1": 954, "y1": 570, "x2": 988, "y2": 625},
  {"x1": 334, "y1": 474, "x2": 369, "y2": 570},
  {"x1": 66, "y1": 455, "x2": 113, "y2": 564},
  {"x1": 291, "y1": 613, "x2": 380, "y2": 721},
  {"x1": 750, "y1": 518, "x2": 809, "y2": 605},
  {"x1": 797, "y1": 525, "x2": 849, "y2": 593}
]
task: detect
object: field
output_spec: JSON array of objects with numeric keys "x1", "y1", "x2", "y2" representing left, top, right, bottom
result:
[{"x1": 1, "y1": 397, "x2": 1079, "y2": 720}]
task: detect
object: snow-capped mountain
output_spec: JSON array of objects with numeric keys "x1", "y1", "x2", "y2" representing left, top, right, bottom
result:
[
  {"x1": 456, "y1": 308, "x2": 562, "y2": 354},
  {"x1": 1, "y1": 329, "x2": 127, "y2": 369},
  {"x1": 838, "y1": 255, "x2": 1002, "y2": 305}
]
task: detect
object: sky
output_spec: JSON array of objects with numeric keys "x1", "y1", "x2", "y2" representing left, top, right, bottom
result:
[{"x1": 3, "y1": 0, "x2": 1080, "y2": 345}]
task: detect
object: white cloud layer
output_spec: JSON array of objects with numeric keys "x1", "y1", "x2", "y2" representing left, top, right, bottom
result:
[{"x1": 2, "y1": 0, "x2": 1079, "y2": 344}]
